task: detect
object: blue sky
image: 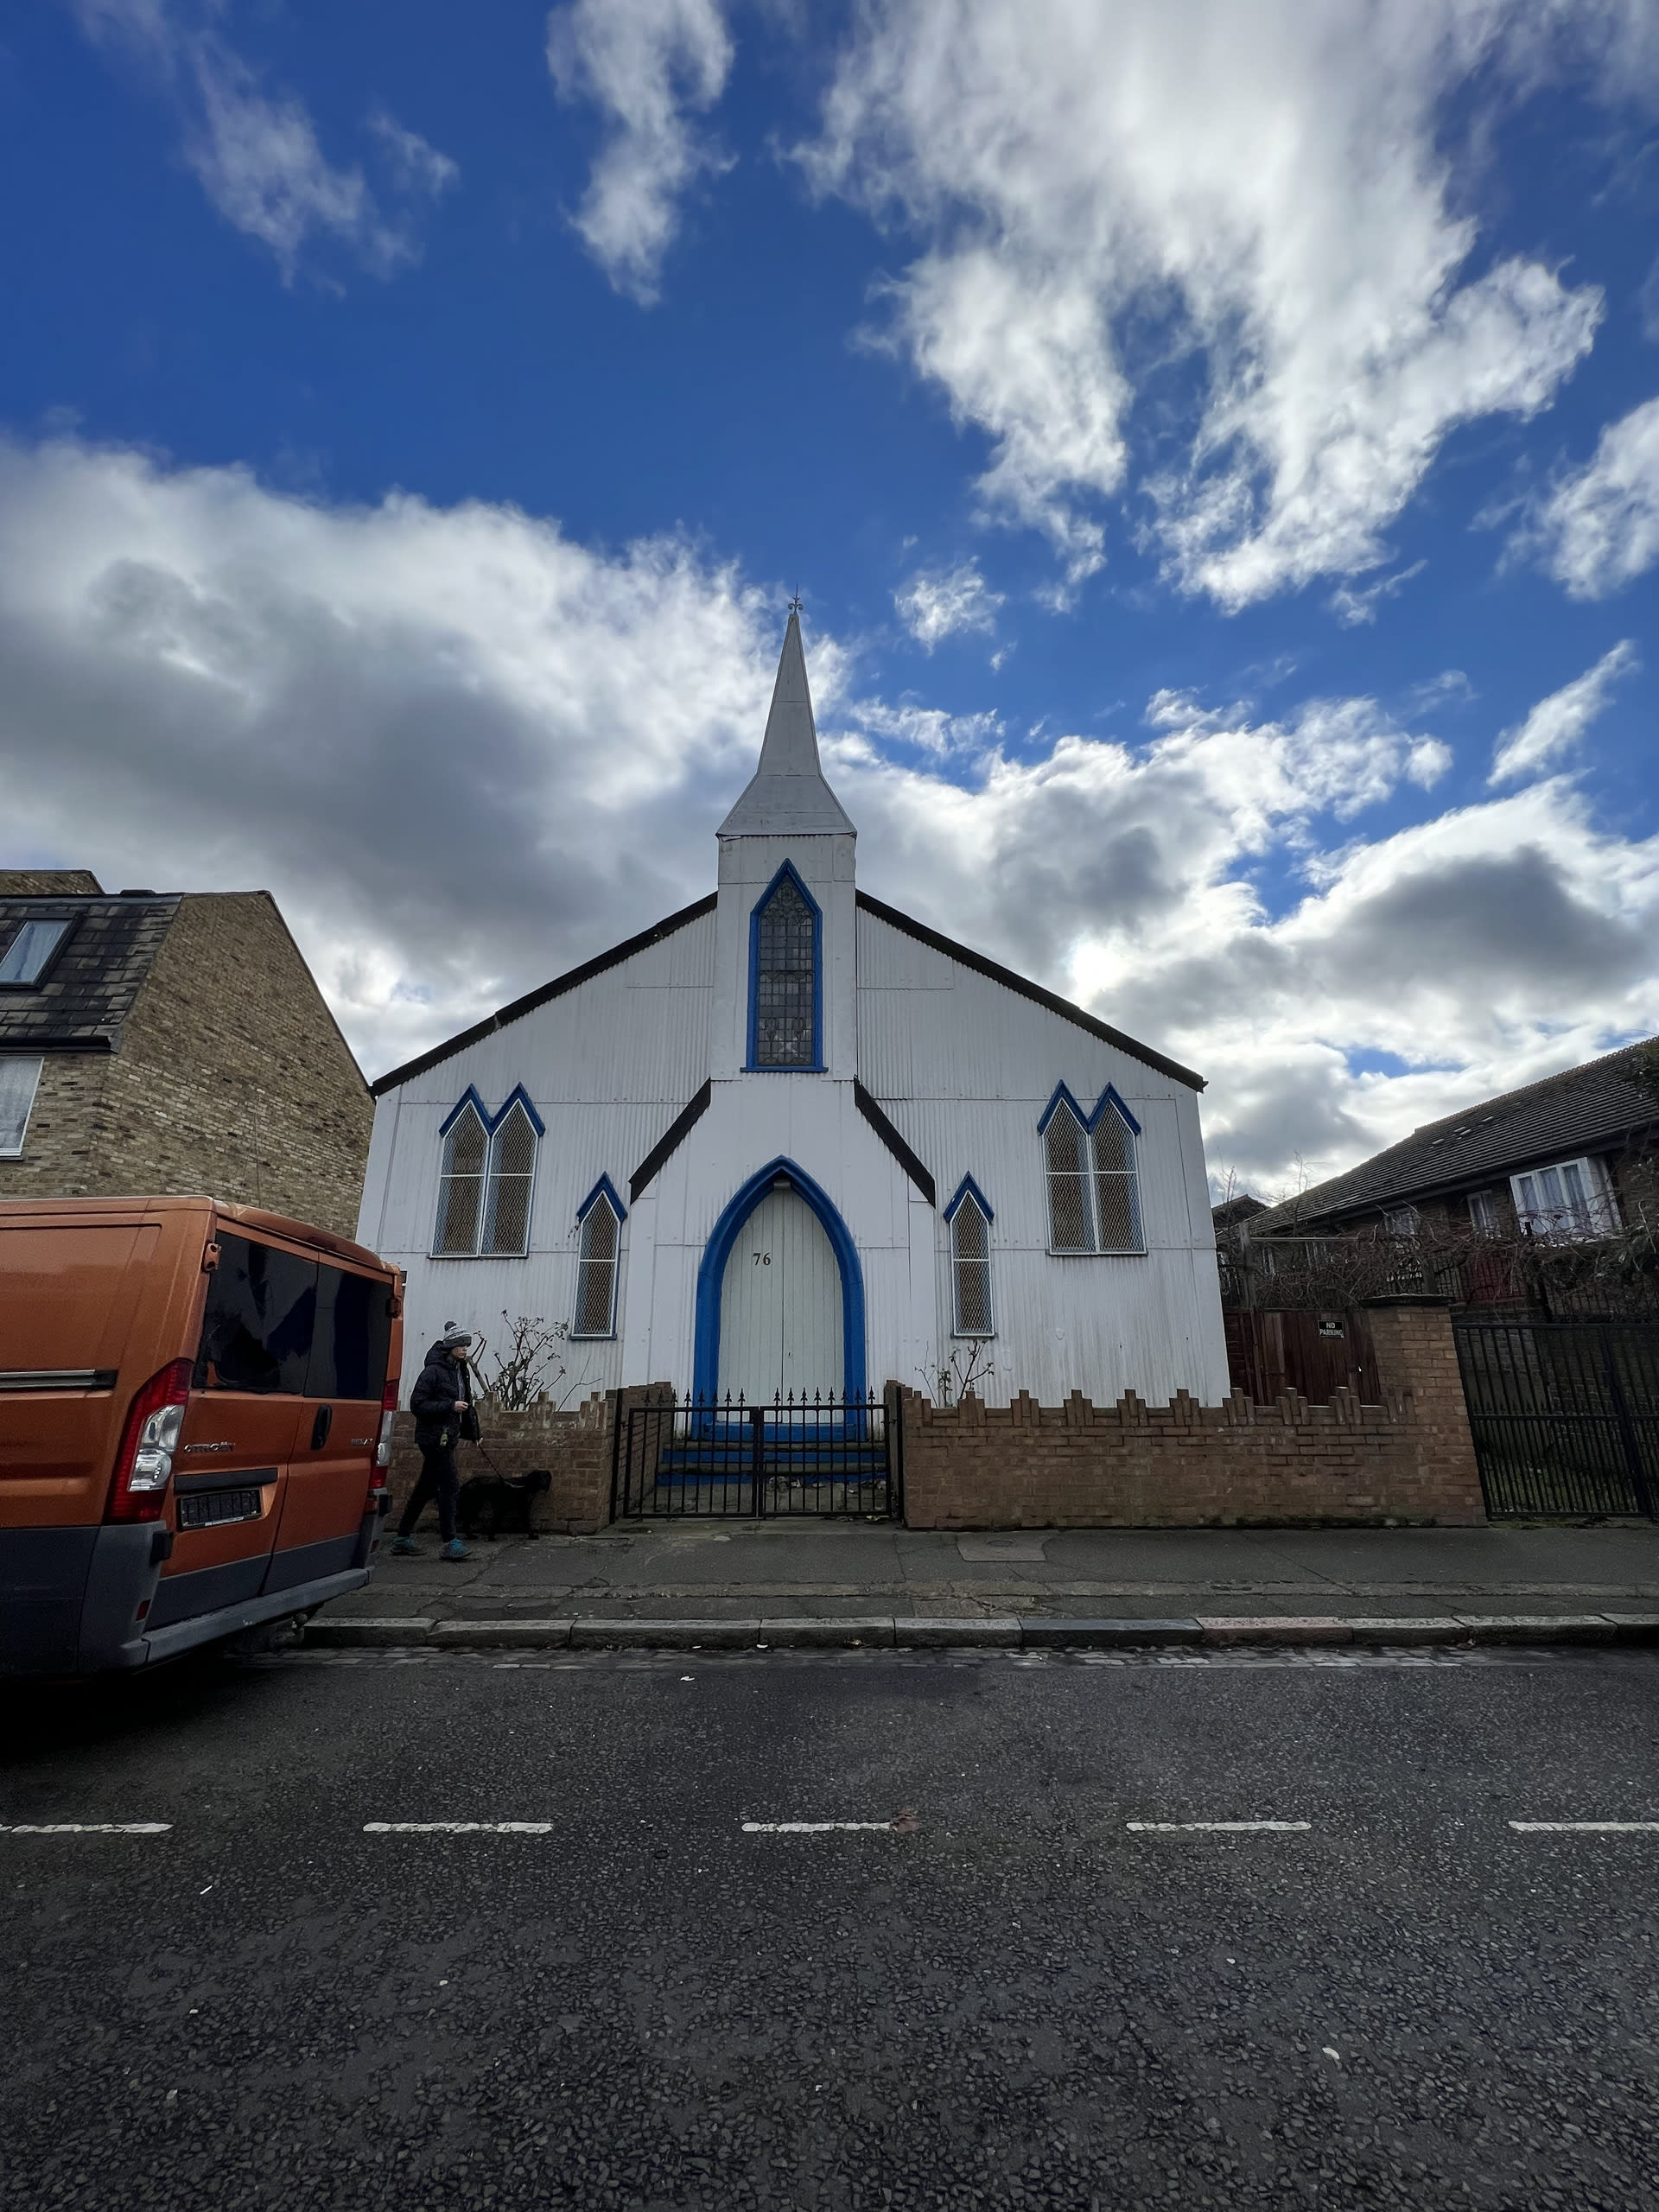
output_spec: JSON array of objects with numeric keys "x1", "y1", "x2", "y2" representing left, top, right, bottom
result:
[{"x1": 2, "y1": 0, "x2": 1656, "y2": 1195}]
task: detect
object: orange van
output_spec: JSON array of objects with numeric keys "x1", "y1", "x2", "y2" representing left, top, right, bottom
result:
[{"x1": 0, "y1": 1196, "x2": 403, "y2": 1674}]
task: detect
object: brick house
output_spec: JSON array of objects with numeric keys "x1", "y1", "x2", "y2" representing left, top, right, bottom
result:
[
  {"x1": 1246, "y1": 1039, "x2": 1659, "y2": 1245},
  {"x1": 0, "y1": 872, "x2": 372, "y2": 1237}
]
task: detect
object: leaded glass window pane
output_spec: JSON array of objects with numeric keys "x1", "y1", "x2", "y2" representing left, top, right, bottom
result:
[
  {"x1": 483, "y1": 1102, "x2": 537, "y2": 1255},
  {"x1": 575, "y1": 1197, "x2": 620, "y2": 1337},
  {"x1": 1092, "y1": 1107, "x2": 1143, "y2": 1252},
  {"x1": 435, "y1": 1107, "x2": 487, "y2": 1255},
  {"x1": 951, "y1": 1195, "x2": 993, "y2": 1334},
  {"x1": 1045, "y1": 1103, "x2": 1094, "y2": 1252},
  {"x1": 753, "y1": 875, "x2": 816, "y2": 1067}
]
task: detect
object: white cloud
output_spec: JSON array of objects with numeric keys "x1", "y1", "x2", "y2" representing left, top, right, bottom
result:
[
  {"x1": 70, "y1": 1, "x2": 454, "y2": 281},
  {"x1": 1518, "y1": 394, "x2": 1659, "y2": 598},
  {"x1": 1, "y1": 436, "x2": 1654, "y2": 1195},
  {"x1": 893, "y1": 560, "x2": 1004, "y2": 650},
  {"x1": 1488, "y1": 639, "x2": 1639, "y2": 784},
  {"x1": 547, "y1": 0, "x2": 734, "y2": 304},
  {"x1": 836, "y1": 699, "x2": 1001, "y2": 758},
  {"x1": 368, "y1": 111, "x2": 461, "y2": 202},
  {"x1": 800, "y1": 0, "x2": 1630, "y2": 606}
]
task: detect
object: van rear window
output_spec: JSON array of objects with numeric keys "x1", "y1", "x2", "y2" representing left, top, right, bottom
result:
[{"x1": 194, "y1": 1235, "x2": 391, "y2": 1400}]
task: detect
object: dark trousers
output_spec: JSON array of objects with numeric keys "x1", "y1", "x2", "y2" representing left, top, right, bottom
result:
[{"x1": 399, "y1": 1440, "x2": 460, "y2": 1541}]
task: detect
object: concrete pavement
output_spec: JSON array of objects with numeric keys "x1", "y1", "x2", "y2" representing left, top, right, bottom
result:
[{"x1": 321, "y1": 1519, "x2": 1659, "y2": 1638}]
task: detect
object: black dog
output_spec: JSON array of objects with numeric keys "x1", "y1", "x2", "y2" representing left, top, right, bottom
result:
[{"x1": 456, "y1": 1467, "x2": 552, "y2": 1540}]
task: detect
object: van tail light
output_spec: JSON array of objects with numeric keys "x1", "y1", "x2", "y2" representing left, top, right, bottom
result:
[
  {"x1": 375, "y1": 1379, "x2": 399, "y2": 1469},
  {"x1": 109, "y1": 1359, "x2": 192, "y2": 1523}
]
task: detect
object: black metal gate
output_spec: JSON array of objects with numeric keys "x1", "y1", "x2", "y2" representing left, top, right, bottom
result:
[
  {"x1": 1453, "y1": 1318, "x2": 1659, "y2": 1519},
  {"x1": 610, "y1": 1392, "x2": 899, "y2": 1520}
]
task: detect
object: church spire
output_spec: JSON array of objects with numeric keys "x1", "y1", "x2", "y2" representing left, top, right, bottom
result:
[{"x1": 718, "y1": 606, "x2": 856, "y2": 837}]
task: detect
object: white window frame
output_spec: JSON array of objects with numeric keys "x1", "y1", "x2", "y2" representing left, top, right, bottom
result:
[
  {"x1": 571, "y1": 1192, "x2": 622, "y2": 1338},
  {"x1": 1466, "y1": 1189, "x2": 1500, "y2": 1236},
  {"x1": 0, "y1": 1054, "x2": 43, "y2": 1158},
  {"x1": 1383, "y1": 1204, "x2": 1421, "y2": 1236},
  {"x1": 1510, "y1": 1156, "x2": 1618, "y2": 1240},
  {"x1": 949, "y1": 1190, "x2": 995, "y2": 1338}
]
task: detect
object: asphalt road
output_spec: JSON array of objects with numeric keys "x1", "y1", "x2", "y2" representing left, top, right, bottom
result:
[{"x1": 6, "y1": 1644, "x2": 1659, "y2": 2212}]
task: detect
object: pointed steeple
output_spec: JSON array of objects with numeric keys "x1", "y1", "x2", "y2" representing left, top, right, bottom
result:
[{"x1": 718, "y1": 607, "x2": 856, "y2": 837}]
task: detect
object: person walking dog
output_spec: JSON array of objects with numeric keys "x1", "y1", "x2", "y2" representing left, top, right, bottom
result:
[{"x1": 391, "y1": 1325, "x2": 479, "y2": 1561}]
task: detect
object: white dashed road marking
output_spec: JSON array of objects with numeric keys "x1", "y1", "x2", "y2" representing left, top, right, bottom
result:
[
  {"x1": 1510, "y1": 1821, "x2": 1659, "y2": 1833},
  {"x1": 742, "y1": 1821, "x2": 902, "y2": 1834},
  {"x1": 0, "y1": 1822, "x2": 171, "y2": 1834},
  {"x1": 1127, "y1": 1821, "x2": 1312, "y2": 1833},
  {"x1": 363, "y1": 1821, "x2": 556, "y2": 1834}
]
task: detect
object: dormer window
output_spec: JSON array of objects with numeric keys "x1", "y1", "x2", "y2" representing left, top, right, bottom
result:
[
  {"x1": 748, "y1": 865, "x2": 821, "y2": 1070},
  {"x1": 0, "y1": 918, "x2": 71, "y2": 987}
]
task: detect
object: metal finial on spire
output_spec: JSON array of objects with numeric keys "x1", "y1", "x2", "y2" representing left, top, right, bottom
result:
[{"x1": 788, "y1": 588, "x2": 804, "y2": 614}]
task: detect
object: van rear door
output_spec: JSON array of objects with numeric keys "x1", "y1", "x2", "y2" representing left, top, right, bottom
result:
[
  {"x1": 266, "y1": 1260, "x2": 395, "y2": 1592},
  {"x1": 0, "y1": 1217, "x2": 161, "y2": 1670},
  {"x1": 157, "y1": 1231, "x2": 308, "y2": 1633}
]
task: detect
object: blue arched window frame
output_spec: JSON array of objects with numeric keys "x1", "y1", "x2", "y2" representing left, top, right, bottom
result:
[
  {"x1": 1036, "y1": 1083, "x2": 1145, "y2": 1255},
  {"x1": 746, "y1": 861, "x2": 823, "y2": 1072},
  {"x1": 432, "y1": 1084, "x2": 546, "y2": 1257}
]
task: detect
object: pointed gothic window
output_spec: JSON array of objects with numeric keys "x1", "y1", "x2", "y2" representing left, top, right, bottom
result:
[
  {"x1": 434, "y1": 1092, "x2": 542, "y2": 1256},
  {"x1": 435, "y1": 1103, "x2": 488, "y2": 1255},
  {"x1": 1045, "y1": 1100, "x2": 1094, "y2": 1253},
  {"x1": 1091, "y1": 1102, "x2": 1144, "y2": 1254},
  {"x1": 573, "y1": 1192, "x2": 620, "y2": 1337},
  {"x1": 752, "y1": 872, "x2": 817, "y2": 1067},
  {"x1": 950, "y1": 1191, "x2": 994, "y2": 1336},
  {"x1": 483, "y1": 1100, "x2": 537, "y2": 1256},
  {"x1": 1044, "y1": 1091, "x2": 1145, "y2": 1255}
]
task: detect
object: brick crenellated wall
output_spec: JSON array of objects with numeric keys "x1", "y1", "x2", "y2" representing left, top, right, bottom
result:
[
  {"x1": 387, "y1": 1384, "x2": 674, "y2": 1535},
  {"x1": 898, "y1": 1300, "x2": 1484, "y2": 1529}
]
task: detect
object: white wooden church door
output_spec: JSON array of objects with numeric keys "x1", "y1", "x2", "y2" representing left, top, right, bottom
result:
[{"x1": 717, "y1": 1185, "x2": 844, "y2": 1403}]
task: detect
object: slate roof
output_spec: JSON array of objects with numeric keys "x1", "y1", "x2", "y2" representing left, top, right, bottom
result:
[
  {"x1": 0, "y1": 893, "x2": 181, "y2": 1052},
  {"x1": 1249, "y1": 1038, "x2": 1659, "y2": 1232}
]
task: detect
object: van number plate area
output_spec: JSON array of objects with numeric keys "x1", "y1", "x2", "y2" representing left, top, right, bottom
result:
[{"x1": 178, "y1": 1488, "x2": 265, "y2": 1529}]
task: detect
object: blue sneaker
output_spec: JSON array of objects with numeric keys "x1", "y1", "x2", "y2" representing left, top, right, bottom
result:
[
  {"x1": 442, "y1": 1538, "x2": 471, "y2": 1562},
  {"x1": 390, "y1": 1535, "x2": 419, "y2": 1556}
]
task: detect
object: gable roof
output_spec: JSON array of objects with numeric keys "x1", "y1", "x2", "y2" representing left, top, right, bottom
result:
[
  {"x1": 0, "y1": 891, "x2": 181, "y2": 1053},
  {"x1": 1249, "y1": 1037, "x2": 1659, "y2": 1231},
  {"x1": 371, "y1": 893, "x2": 719, "y2": 1094},
  {"x1": 372, "y1": 885, "x2": 1206, "y2": 1096},
  {"x1": 855, "y1": 892, "x2": 1205, "y2": 1090}
]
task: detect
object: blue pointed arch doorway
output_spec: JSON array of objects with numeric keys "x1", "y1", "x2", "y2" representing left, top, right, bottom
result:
[{"x1": 692, "y1": 1156, "x2": 867, "y2": 1408}]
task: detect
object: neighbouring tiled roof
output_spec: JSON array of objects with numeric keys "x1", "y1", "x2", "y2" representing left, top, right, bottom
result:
[
  {"x1": 0, "y1": 893, "x2": 181, "y2": 1052},
  {"x1": 1250, "y1": 1038, "x2": 1659, "y2": 1231},
  {"x1": 1212, "y1": 1193, "x2": 1268, "y2": 1228}
]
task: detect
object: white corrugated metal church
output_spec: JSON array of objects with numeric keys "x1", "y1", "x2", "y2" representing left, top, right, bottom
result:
[{"x1": 359, "y1": 611, "x2": 1230, "y2": 1409}]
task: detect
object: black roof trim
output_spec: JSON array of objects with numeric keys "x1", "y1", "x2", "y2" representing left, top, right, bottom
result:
[
  {"x1": 1, "y1": 1035, "x2": 113, "y2": 1054},
  {"x1": 629, "y1": 1080, "x2": 713, "y2": 1204},
  {"x1": 855, "y1": 891, "x2": 1205, "y2": 1091},
  {"x1": 372, "y1": 893, "x2": 719, "y2": 1095},
  {"x1": 855, "y1": 1081, "x2": 936, "y2": 1206}
]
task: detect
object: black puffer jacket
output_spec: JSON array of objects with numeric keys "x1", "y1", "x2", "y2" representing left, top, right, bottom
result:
[{"x1": 410, "y1": 1341, "x2": 476, "y2": 1448}]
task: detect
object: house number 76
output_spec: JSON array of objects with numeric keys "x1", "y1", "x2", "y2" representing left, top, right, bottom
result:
[{"x1": 753, "y1": 1250, "x2": 772, "y2": 1265}]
